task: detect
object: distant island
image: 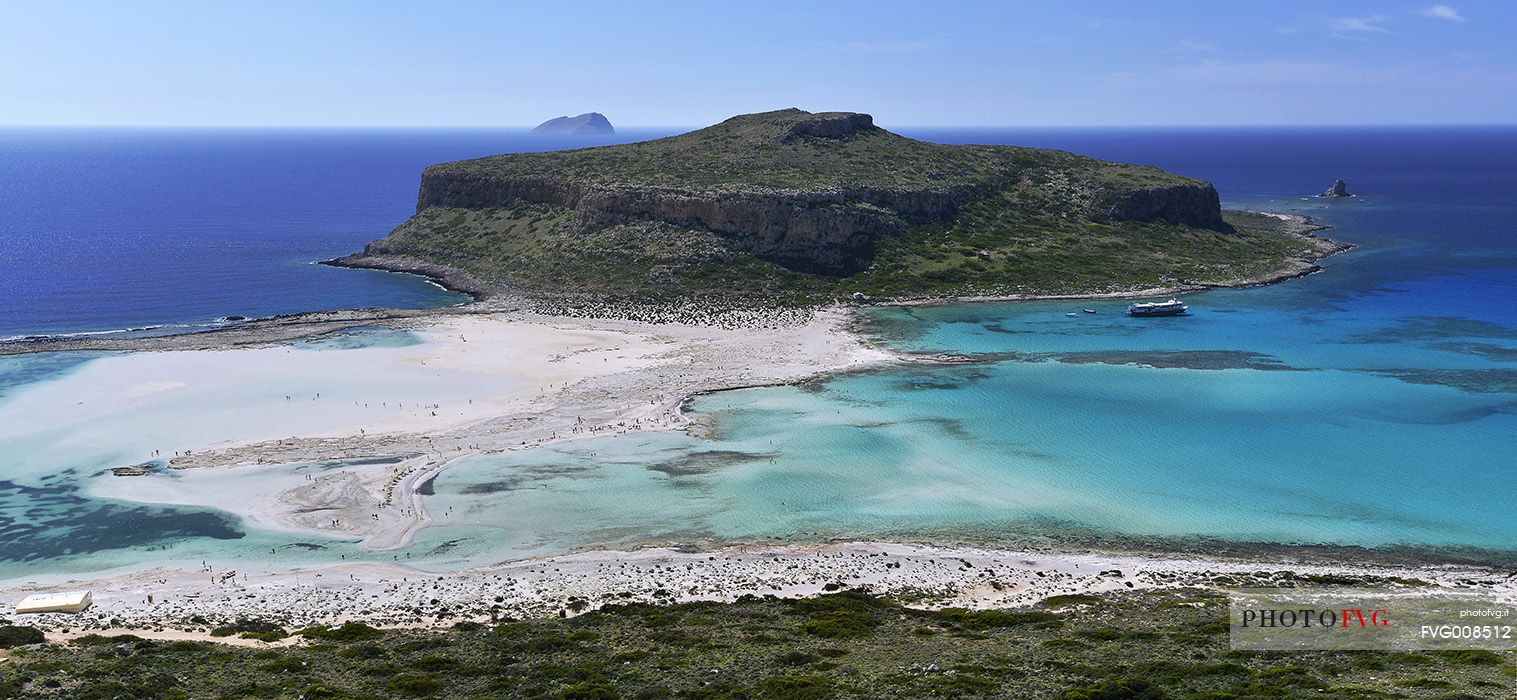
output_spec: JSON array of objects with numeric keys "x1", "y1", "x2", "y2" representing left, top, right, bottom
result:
[
  {"x1": 1321, "y1": 178, "x2": 1353, "y2": 198},
  {"x1": 530, "y1": 112, "x2": 615, "y2": 135},
  {"x1": 336, "y1": 108, "x2": 1344, "y2": 306}
]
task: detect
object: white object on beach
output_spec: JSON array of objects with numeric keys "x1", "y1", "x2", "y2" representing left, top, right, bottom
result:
[{"x1": 14, "y1": 590, "x2": 92, "y2": 614}]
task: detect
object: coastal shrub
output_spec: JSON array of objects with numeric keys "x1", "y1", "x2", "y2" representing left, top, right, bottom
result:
[
  {"x1": 1398, "y1": 677, "x2": 1457, "y2": 689},
  {"x1": 1056, "y1": 677, "x2": 1169, "y2": 699},
  {"x1": 1078, "y1": 626, "x2": 1125, "y2": 641},
  {"x1": 788, "y1": 590, "x2": 892, "y2": 616},
  {"x1": 388, "y1": 673, "x2": 443, "y2": 696},
  {"x1": 211, "y1": 619, "x2": 285, "y2": 639},
  {"x1": 339, "y1": 642, "x2": 387, "y2": 660},
  {"x1": 757, "y1": 673, "x2": 833, "y2": 700},
  {"x1": 1042, "y1": 594, "x2": 1107, "y2": 607},
  {"x1": 72, "y1": 633, "x2": 146, "y2": 646},
  {"x1": 410, "y1": 655, "x2": 459, "y2": 672},
  {"x1": 922, "y1": 672, "x2": 999, "y2": 697},
  {"x1": 0, "y1": 625, "x2": 43, "y2": 648},
  {"x1": 299, "y1": 622, "x2": 383, "y2": 642},
  {"x1": 558, "y1": 681, "x2": 619, "y2": 699},
  {"x1": 801, "y1": 610, "x2": 877, "y2": 639},
  {"x1": 260, "y1": 657, "x2": 306, "y2": 673},
  {"x1": 932, "y1": 608, "x2": 1059, "y2": 629},
  {"x1": 299, "y1": 684, "x2": 356, "y2": 700},
  {"x1": 775, "y1": 650, "x2": 821, "y2": 666},
  {"x1": 11, "y1": 589, "x2": 1517, "y2": 699},
  {"x1": 1432, "y1": 649, "x2": 1506, "y2": 666}
]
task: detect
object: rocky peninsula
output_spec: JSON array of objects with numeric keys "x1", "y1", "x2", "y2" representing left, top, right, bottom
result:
[{"x1": 334, "y1": 108, "x2": 1344, "y2": 307}]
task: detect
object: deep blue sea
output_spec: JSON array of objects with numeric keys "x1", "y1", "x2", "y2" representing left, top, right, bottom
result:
[
  {"x1": 2, "y1": 125, "x2": 1514, "y2": 578},
  {"x1": 0, "y1": 128, "x2": 677, "y2": 339}
]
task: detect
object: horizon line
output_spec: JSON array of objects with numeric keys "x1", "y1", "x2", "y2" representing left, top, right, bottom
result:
[{"x1": 2, "y1": 122, "x2": 1516, "y2": 130}]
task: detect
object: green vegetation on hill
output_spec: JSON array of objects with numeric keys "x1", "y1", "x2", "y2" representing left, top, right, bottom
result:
[
  {"x1": 434, "y1": 109, "x2": 1182, "y2": 194},
  {"x1": 3, "y1": 590, "x2": 1513, "y2": 699},
  {"x1": 381, "y1": 205, "x2": 1320, "y2": 305},
  {"x1": 344, "y1": 109, "x2": 1336, "y2": 305}
]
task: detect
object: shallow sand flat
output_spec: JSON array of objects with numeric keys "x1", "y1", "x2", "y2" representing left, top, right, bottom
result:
[
  {"x1": 4, "y1": 541, "x2": 1512, "y2": 638},
  {"x1": 6, "y1": 307, "x2": 890, "y2": 558}
]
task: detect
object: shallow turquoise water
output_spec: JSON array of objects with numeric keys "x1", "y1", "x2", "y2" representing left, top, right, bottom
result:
[
  {"x1": 411, "y1": 129, "x2": 1517, "y2": 565},
  {"x1": 2, "y1": 127, "x2": 1514, "y2": 578}
]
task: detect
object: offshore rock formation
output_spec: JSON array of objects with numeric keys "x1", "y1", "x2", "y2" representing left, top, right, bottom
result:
[
  {"x1": 531, "y1": 113, "x2": 615, "y2": 135},
  {"x1": 1321, "y1": 179, "x2": 1352, "y2": 198},
  {"x1": 340, "y1": 109, "x2": 1321, "y2": 303}
]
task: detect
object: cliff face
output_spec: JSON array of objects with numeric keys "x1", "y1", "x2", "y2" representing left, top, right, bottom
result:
[
  {"x1": 1093, "y1": 183, "x2": 1226, "y2": 230},
  {"x1": 411, "y1": 171, "x2": 963, "y2": 271},
  {"x1": 350, "y1": 109, "x2": 1257, "y2": 300}
]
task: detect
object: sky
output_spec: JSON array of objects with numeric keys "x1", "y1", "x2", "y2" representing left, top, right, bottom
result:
[{"x1": 0, "y1": 0, "x2": 1512, "y2": 127}]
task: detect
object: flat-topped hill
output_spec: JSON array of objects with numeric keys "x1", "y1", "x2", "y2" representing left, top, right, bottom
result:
[
  {"x1": 339, "y1": 109, "x2": 1338, "y2": 304},
  {"x1": 530, "y1": 112, "x2": 615, "y2": 135}
]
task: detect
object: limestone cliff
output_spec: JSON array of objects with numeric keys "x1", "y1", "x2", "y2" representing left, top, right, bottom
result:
[{"x1": 343, "y1": 109, "x2": 1320, "y2": 303}]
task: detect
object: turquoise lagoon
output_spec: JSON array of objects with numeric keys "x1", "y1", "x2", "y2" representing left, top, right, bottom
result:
[{"x1": 2, "y1": 127, "x2": 1515, "y2": 578}]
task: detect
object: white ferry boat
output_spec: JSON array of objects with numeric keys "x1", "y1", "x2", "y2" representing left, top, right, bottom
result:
[{"x1": 1127, "y1": 299, "x2": 1188, "y2": 317}]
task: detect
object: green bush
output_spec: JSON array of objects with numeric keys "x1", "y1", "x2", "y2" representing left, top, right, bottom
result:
[
  {"x1": 1057, "y1": 677, "x2": 1169, "y2": 699},
  {"x1": 933, "y1": 608, "x2": 1059, "y2": 629},
  {"x1": 801, "y1": 610, "x2": 877, "y2": 639},
  {"x1": 0, "y1": 625, "x2": 43, "y2": 649},
  {"x1": 1432, "y1": 649, "x2": 1506, "y2": 666},
  {"x1": 758, "y1": 673, "x2": 833, "y2": 699},
  {"x1": 389, "y1": 673, "x2": 442, "y2": 696},
  {"x1": 299, "y1": 622, "x2": 384, "y2": 642}
]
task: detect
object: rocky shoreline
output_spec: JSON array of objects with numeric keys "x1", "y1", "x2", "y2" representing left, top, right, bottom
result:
[{"x1": 0, "y1": 212, "x2": 1350, "y2": 358}]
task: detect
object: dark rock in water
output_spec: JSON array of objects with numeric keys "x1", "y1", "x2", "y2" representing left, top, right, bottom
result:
[
  {"x1": 219, "y1": 315, "x2": 249, "y2": 322},
  {"x1": 531, "y1": 112, "x2": 615, "y2": 135},
  {"x1": 1321, "y1": 179, "x2": 1352, "y2": 198},
  {"x1": 111, "y1": 463, "x2": 154, "y2": 477}
]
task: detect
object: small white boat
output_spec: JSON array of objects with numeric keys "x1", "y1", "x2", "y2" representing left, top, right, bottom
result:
[
  {"x1": 1082, "y1": 308, "x2": 1097, "y2": 314},
  {"x1": 15, "y1": 590, "x2": 92, "y2": 614},
  {"x1": 1128, "y1": 299, "x2": 1189, "y2": 317}
]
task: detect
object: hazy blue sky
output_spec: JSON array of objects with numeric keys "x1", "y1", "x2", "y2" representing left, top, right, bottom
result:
[{"x1": 1, "y1": 1, "x2": 1511, "y2": 127}]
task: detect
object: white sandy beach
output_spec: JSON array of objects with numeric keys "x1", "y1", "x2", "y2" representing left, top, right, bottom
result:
[{"x1": 7, "y1": 541, "x2": 1515, "y2": 642}]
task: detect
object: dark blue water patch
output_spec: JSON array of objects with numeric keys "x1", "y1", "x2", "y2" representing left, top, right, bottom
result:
[
  {"x1": 849, "y1": 417, "x2": 973, "y2": 440},
  {"x1": 0, "y1": 476, "x2": 243, "y2": 563},
  {"x1": 415, "y1": 474, "x2": 437, "y2": 496},
  {"x1": 1041, "y1": 349, "x2": 1304, "y2": 372},
  {"x1": 1359, "y1": 399, "x2": 1517, "y2": 426},
  {"x1": 1426, "y1": 342, "x2": 1517, "y2": 362},
  {"x1": 645, "y1": 450, "x2": 778, "y2": 478},
  {"x1": 450, "y1": 462, "x2": 599, "y2": 495},
  {"x1": 1367, "y1": 368, "x2": 1517, "y2": 394},
  {"x1": 0, "y1": 352, "x2": 106, "y2": 400},
  {"x1": 884, "y1": 367, "x2": 995, "y2": 392},
  {"x1": 1348, "y1": 317, "x2": 1517, "y2": 344},
  {"x1": 428, "y1": 539, "x2": 467, "y2": 555}
]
